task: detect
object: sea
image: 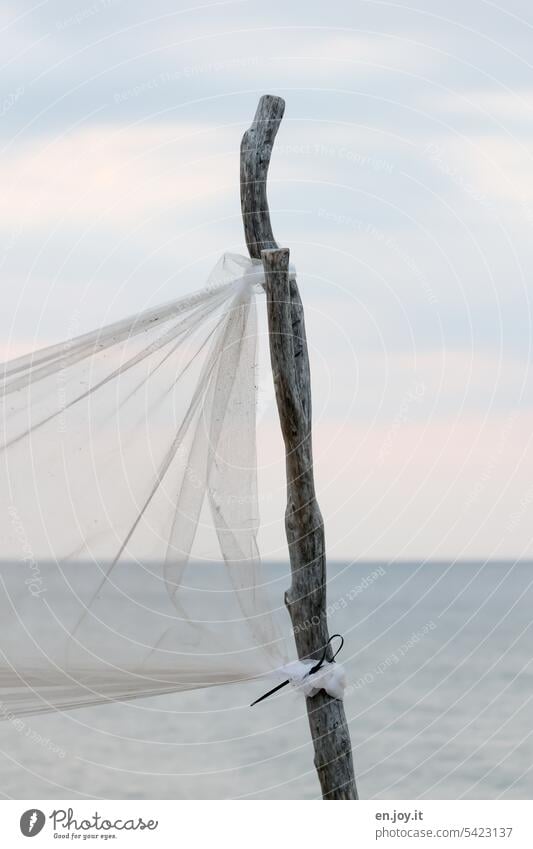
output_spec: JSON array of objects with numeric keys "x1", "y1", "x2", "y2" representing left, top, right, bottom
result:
[{"x1": 0, "y1": 561, "x2": 531, "y2": 800}]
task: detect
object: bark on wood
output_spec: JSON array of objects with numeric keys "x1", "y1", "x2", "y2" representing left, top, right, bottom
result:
[
  {"x1": 240, "y1": 95, "x2": 285, "y2": 258},
  {"x1": 240, "y1": 95, "x2": 358, "y2": 800}
]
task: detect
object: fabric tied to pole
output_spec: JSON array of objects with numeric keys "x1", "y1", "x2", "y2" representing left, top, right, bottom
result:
[
  {"x1": 282, "y1": 659, "x2": 346, "y2": 700},
  {"x1": 0, "y1": 253, "x2": 294, "y2": 718},
  {"x1": 251, "y1": 635, "x2": 346, "y2": 705}
]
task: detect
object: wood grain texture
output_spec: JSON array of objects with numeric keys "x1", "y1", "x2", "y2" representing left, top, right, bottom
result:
[
  {"x1": 240, "y1": 95, "x2": 285, "y2": 258},
  {"x1": 240, "y1": 95, "x2": 357, "y2": 800},
  {"x1": 261, "y1": 249, "x2": 357, "y2": 800}
]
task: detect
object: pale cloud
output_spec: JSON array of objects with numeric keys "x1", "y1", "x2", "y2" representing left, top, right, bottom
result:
[
  {"x1": 431, "y1": 88, "x2": 533, "y2": 125},
  {"x1": 1, "y1": 0, "x2": 532, "y2": 558},
  {"x1": 0, "y1": 122, "x2": 236, "y2": 230},
  {"x1": 462, "y1": 137, "x2": 533, "y2": 205},
  {"x1": 257, "y1": 409, "x2": 533, "y2": 560},
  {"x1": 266, "y1": 32, "x2": 436, "y2": 77},
  {"x1": 426, "y1": 133, "x2": 533, "y2": 206},
  {"x1": 315, "y1": 411, "x2": 533, "y2": 560}
]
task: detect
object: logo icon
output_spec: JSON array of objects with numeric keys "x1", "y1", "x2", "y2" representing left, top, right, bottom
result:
[{"x1": 20, "y1": 809, "x2": 45, "y2": 837}]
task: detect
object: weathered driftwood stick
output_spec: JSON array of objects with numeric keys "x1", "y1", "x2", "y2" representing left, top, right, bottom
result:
[
  {"x1": 262, "y1": 249, "x2": 357, "y2": 800},
  {"x1": 241, "y1": 95, "x2": 358, "y2": 800},
  {"x1": 240, "y1": 94, "x2": 285, "y2": 258}
]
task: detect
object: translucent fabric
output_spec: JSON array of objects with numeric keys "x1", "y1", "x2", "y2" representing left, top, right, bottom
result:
[{"x1": 0, "y1": 254, "x2": 288, "y2": 717}]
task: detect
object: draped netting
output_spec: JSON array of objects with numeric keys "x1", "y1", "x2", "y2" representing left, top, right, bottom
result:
[{"x1": 0, "y1": 254, "x2": 288, "y2": 717}]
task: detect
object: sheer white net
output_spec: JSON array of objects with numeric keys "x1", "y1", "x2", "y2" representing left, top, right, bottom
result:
[{"x1": 0, "y1": 254, "x2": 288, "y2": 718}]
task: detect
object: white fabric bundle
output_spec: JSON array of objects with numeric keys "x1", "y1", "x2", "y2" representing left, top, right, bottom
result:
[
  {"x1": 282, "y1": 660, "x2": 346, "y2": 700},
  {"x1": 0, "y1": 253, "x2": 289, "y2": 717}
]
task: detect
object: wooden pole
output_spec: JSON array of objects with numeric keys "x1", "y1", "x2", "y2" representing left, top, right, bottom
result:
[{"x1": 240, "y1": 95, "x2": 358, "y2": 800}]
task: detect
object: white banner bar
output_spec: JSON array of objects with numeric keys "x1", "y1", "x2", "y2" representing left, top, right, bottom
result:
[{"x1": 1, "y1": 799, "x2": 530, "y2": 847}]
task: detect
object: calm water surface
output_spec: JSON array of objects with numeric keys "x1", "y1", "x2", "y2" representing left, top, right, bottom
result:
[{"x1": 0, "y1": 561, "x2": 531, "y2": 799}]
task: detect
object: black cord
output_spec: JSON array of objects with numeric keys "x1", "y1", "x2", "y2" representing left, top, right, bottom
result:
[{"x1": 250, "y1": 634, "x2": 344, "y2": 707}]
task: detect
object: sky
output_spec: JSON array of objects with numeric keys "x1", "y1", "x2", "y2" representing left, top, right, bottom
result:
[{"x1": 1, "y1": 0, "x2": 533, "y2": 560}]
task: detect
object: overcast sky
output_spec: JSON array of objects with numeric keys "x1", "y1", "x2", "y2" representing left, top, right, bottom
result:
[{"x1": 2, "y1": 0, "x2": 533, "y2": 560}]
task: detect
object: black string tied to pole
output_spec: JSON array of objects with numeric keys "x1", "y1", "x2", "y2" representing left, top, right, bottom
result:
[{"x1": 250, "y1": 634, "x2": 344, "y2": 707}]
